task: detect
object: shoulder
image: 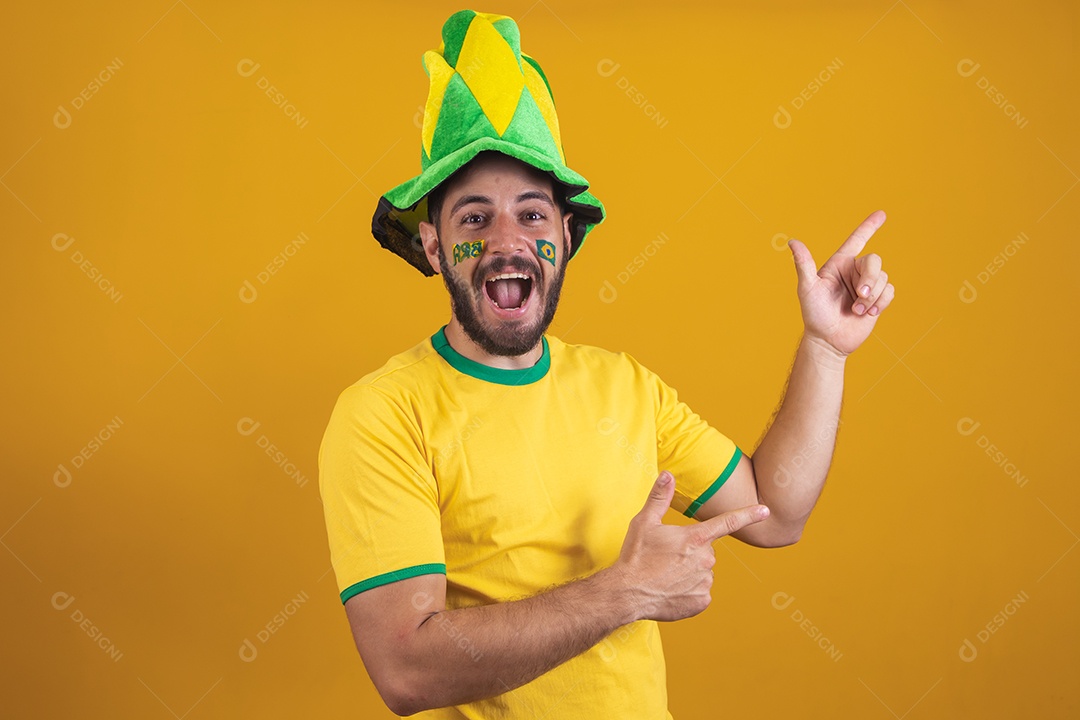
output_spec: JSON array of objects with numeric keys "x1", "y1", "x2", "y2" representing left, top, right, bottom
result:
[
  {"x1": 332, "y1": 334, "x2": 446, "y2": 412},
  {"x1": 546, "y1": 335, "x2": 659, "y2": 384}
]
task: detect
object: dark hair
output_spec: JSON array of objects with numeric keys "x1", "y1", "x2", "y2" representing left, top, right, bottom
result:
[{"x1": 426, "y1": 181, "x2": 451, "y2": 229}]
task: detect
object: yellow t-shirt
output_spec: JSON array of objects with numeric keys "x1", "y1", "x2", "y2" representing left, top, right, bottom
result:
[{"x1": 318, "y1": 327, "x2": 742, "y2": 719}]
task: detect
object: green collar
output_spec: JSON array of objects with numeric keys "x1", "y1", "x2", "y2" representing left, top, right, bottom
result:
[{"x1": 431, "y1": 326, "x2": 550, "y2": 386}]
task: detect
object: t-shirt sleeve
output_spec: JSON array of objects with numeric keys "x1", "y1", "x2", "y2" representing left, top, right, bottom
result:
[
  {"x1": 318, "y1": 383, "x2": 445, "y2": 604},
  {"x1": 647, "y1": 367, "x2": 743, "y2": 519}
]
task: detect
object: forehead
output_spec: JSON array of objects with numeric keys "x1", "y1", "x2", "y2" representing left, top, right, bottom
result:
[{"x1": 443, "y1": 152, "x2": 556, "y2": 200}]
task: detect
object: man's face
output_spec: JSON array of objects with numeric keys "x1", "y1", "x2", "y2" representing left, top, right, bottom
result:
[{"x1": 419, "y1": 153, "x2": 573, "y2": 357}]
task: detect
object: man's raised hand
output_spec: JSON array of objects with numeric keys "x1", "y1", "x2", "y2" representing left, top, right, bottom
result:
[
  {"x1": 614, "y1": 471, "x2": 769, "y2": 622},
  {"x1": 787, "y1": 210, "x2": 896, "y2": 357}
]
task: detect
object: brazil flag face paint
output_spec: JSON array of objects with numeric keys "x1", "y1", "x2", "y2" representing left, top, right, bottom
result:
[
  {"x1": 452, "y1": 239, "x2": 485, "y2": 265},
  {"x1": 536, "y1": 239, "x2": 556, "y2": 267}
]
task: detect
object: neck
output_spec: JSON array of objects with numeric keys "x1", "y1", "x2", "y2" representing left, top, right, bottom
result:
[{"x1": 444, "y1": 318, "x2": 544, "y2": 370}]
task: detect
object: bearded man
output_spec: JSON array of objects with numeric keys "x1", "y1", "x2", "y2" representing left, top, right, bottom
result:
[{"x1": 319, "y1": 10, "x2": 894, "y2": 719}]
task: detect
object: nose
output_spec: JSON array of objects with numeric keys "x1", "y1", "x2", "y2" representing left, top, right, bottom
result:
[{"x1": 483, "y1": 212, "x2": 530, "y2": 256}]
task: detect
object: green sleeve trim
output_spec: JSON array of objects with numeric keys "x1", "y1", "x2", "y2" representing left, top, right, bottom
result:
[
  {"x1": 339, "y1": 563, "x2": 447, "y2": 604},
  {"x1": 684, "y1": 447, "x2": 744, "y2": 519}
]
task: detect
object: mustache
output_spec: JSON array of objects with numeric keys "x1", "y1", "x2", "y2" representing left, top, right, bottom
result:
[{"x1": 472, "y1": 254, "x2": 541, "y2": 290}]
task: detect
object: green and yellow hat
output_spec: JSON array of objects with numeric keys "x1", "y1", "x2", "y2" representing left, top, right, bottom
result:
[{"x1": 371, "y1": 9, "x2": 605, "y2": 276}]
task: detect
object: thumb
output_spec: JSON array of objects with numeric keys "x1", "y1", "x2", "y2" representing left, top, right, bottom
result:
[
  {"x1": 637, "y1": 471, "x2": 675, "y2": 524},
  {"x1": 787, "y1": 239, "x2": 818, "y2": 294}
]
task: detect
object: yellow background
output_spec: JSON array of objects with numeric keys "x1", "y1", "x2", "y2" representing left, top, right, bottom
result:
[{"x1": 4, "y1": 1, "x2": 1077, "y2": 717}]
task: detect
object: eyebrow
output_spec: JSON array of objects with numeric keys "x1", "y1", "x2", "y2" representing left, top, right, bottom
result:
[
  {"x1": 516, "y1": 190, "x2": 555, "y2": 209},
  {"x1": 449, "y1": 190, "x2": 556, "y2": 217},
  {"x1": 449, "y1": 194, "x2": 492, "y2": 217}
]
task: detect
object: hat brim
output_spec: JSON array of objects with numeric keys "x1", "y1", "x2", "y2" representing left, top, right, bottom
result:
[{"x1": 372, "y1": 137, "x2": 604, "y2": 277}]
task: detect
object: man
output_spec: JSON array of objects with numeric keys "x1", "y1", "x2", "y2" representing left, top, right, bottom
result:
[{"x1": 319, "y1": 10, "x2": 894, "y2": 718}]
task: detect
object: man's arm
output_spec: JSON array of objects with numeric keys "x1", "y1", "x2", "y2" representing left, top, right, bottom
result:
[
  {"x1": 344, "y1": 472, "x2": 769, "y2": 715},
  {"x1": 693, "y1": 211, "x2": 895, "y2": 547},
  {"x1": 694, "y1": 333, "x2": 845, "y2": 547}
]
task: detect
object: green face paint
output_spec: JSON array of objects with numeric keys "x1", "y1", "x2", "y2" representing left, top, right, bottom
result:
[
  {"x1": 536, "y1": 239, "x2": 556, "y2": 267},
  {"x1": 452, "y1": 239, "x2": 485, "y2": 265}
]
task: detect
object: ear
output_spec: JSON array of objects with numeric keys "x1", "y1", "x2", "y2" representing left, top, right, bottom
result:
[
  {"x1": 418, "y1": 221, "x2": 441, "y2": 275},
  {"x1": 561, "y1": 212, "x2": 574, "y2": 259}
]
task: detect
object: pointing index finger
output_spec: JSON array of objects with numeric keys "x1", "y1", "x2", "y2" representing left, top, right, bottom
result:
[
  {"x1": 835, "y1": 210, "x2": 887, "y2": 258},
  {"x1": 696, "y1": 504, "x2": 770, "y2": 543}
]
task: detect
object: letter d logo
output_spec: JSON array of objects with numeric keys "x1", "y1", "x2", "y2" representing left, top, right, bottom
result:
[
  {"x1": 51, "y1": 233, "x2": 75, "y2": 252},
  {"x1": 237, "y1": 417, "x2": 261, "y2": 436},
  {"x1": 239, "y1": 279, "x2": 258, "y2": 304},
  {"x1": 239, "y1": 638, "x2": 258, "y2": 662},
  {"x1": 773, "y1": 105, "x2": 792, "y2": 129},
  {"x1": 959, "y1": 279, "x2": 978, "y2": 304},
  {"x1": 236, "y1": 59, "x2": 261, "y2": 77},
  {"x1": 52, "y1": 591, "x2": 75, "y2": 610},
  {"x1": 596, "y1": 418, "x2": 620, "y2": 436},
  {"x1": 956, "y1": 417, "x2": 981, "y2": 437},
  {"x1": 53, "y1": 105, "x2": 72, "y2": 129},
  {"x1": 54, "y1": 464, "x2": 72, "y2": 488},
  {"x1": 956, "y1": 59, "x2": 981, "y2": 78},
  {"x1": 771, "y1": 591, "x2": 795, "y2": 611},
  {"x1": 596, "y1": 59, "x2": 621, "y2": 78},
  {"x1": 958, "y1": 638, "x2": 978, "y2": 662},
  {"x1": 598, "y1": 280, "x2": 618, "y2": 304}
]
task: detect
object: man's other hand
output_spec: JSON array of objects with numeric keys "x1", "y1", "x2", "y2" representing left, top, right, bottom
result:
[{"x1": 787, "y1": 210, "x2": 896, "y2": 357}]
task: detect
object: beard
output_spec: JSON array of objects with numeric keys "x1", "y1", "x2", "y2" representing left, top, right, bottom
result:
[{"x1": 437, "y1": 240, "x2": 569, "y2": 357}]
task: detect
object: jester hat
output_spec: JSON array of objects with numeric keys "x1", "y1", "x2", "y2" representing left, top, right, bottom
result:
[{"x1": 371, "y1": 9, "x2": 605, "y2": 276}]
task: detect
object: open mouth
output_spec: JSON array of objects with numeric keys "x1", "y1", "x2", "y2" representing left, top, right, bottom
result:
[{"x1": 484, "y1": 272, "x2": 534, "y2": 311}]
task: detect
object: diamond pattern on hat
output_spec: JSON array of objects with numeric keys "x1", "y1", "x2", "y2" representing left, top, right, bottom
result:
[
  {"x1": 440, "y1": 9, "x2": 477, "y2": 68},
  {"x1": 501, "y1": 89, "x2": 562, "y2": 164},
  {"x1": 455, "y1": 15, "x2": 525, "y2": 136},
  {"x1": 372, "y1": 10, "x2": 605, "y2": 276},
  {"x1": 522, "y1": 56, "x2": 563, "y2": 164},
  {"x1": 426, "y1": 73, "x2": 496, "y2": 167},
  {"x1": 421, "y1": 50, "x2": 456, "y2": 159},
  {"x1": 475, "y1": 11, "x2": 518, "y2": 52}
]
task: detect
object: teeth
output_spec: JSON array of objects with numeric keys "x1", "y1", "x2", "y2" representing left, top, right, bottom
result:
[{"x1": 486, "y1": 273, "x2": 530, "y2": 282}]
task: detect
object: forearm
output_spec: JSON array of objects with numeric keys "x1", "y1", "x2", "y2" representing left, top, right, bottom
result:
[
  {"x1": 392, "y1": 566, "x2": 635, "y2": 713},
  {"x1": 751, "y1": 333, "x2": 846, "y2": 535},
  {"x1": 358, "y1": 473, "x2": 768, "y2": 713}
]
